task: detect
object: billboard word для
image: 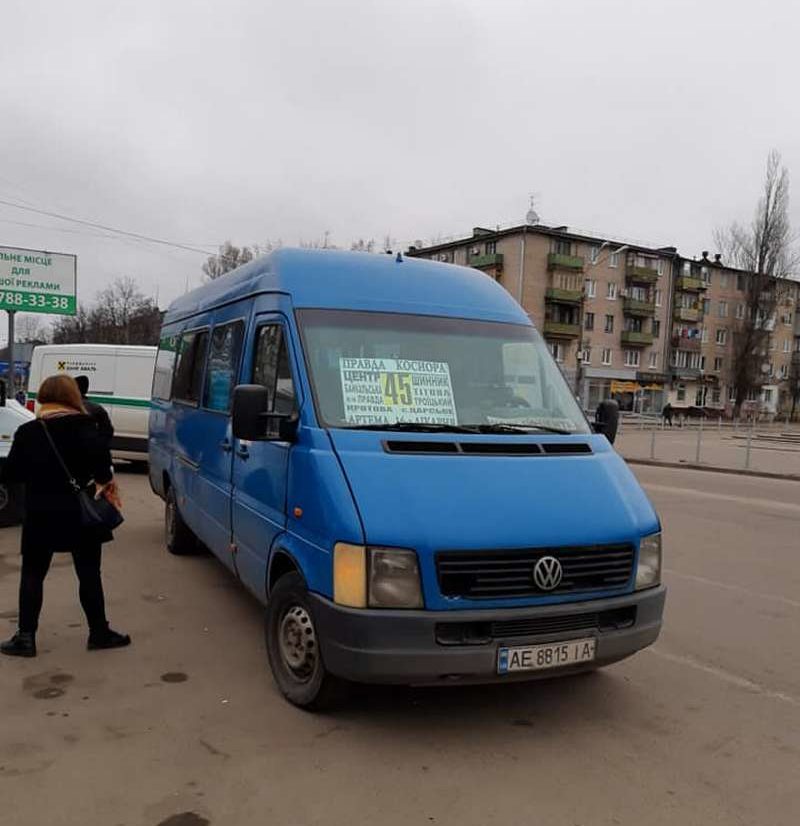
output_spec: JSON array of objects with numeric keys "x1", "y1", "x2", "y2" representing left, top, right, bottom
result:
[{"x1": 0, "y1": 245, "x2": 77, "y2": 316}]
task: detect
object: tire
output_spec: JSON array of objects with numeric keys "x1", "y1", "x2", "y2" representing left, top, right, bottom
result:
[
  {"x1": 265, "y1": 572, "x2": 347, "y2": 710},
  {"x1": 165, "y1": 486, "x2": 198, "y2": 555},
  {"x1": 0, "y1": 480, "x2": 24, "y2": 528}
]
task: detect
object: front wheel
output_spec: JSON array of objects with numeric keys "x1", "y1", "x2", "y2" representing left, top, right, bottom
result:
[{"x1": 265, "y1": 572, "x2": 347, "y2": 710}]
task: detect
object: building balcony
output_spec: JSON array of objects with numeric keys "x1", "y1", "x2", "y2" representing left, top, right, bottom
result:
[
  {"x1": 626, "y1": 264, "x2": 659, "y2": 284},
  {"x1": 672, "y1": 335, "x2": 702, "y2": 352},
  {"x1": 469, "y1": 253, "x2": 504, "y2": 270},
  {"x1": 621, "y1": 330, "x2": 654, "y2": 346},
  {"x1": 676, "y1": 275, "x2": 707, "y2": 292},
  {"x1": 543, "y1": 320, "x2": 581, "y2": 339},
  {"x1": 545, "y1": 286, "x2": 583, "y2": 305},
  {"x1": 673, "y1": 307, "x2": 701, "y2": 323},
  {"x1": 671, "y1": 367, "x2": 702, "y2": 380},
  {"x1": 547, "y1": 253, "x2": 584, "y2": 271},
  {"x1": 623, "y1": 297, "x2": 656, "y2": 317}
]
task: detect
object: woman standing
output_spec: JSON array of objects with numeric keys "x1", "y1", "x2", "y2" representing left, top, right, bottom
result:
[{"x1": 0, "y1": 374, "x2": 130, "y2": 657}]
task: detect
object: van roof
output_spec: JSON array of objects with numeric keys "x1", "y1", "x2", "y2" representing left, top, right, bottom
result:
[
  {"x1": 164, "y1": 248, "x2": 530, "y2": 326},
  {"x1": 32, "y1": 344, "x2": 157, "y2": 355}
]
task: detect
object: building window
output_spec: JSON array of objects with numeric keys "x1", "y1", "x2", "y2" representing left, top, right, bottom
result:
[
  {"x1": 716, "y1": 328, "x2": 728, "y2": 345},
  {"x1": 652, "y1": 320, "x2": 661, "y2": 338},
  {"x1": 712, "y1": 386, "x2": 721, "y2": 405},
  {"x1": 602, "y1": 348, "x2": 612, "y2": 366},
  {"x1": 581, "y1": 347, "x2": 591, "y2": 364},
  {"x1": 718, "y1": 300, "x2": 728, "y2": 318},
  {"x1": 607, "y1": 282, "x2": 618, "y2": 300},
  {"x1": 604, "y1": 314, "x2": 614, "y2": 333},
  {"x1": 721, "y1": 272, "x2": 729, "y2": 288},
  {"x1": 735, "y1": 303, "x2": 745, "y2": 320},
  {"x1": 677, "y1": 384, "x2": 686, "y2": 402},
  {"x1": 783, "y1": 339, "x2": 791, "y2": 353},
  {"x1": 549, "y1": 341, "x2": 564, "y2": 362},
  {"x1": 703, "y1": 298, "x2": 712, "y2": 315},
  {"x1": 701, "y1": 266, "x2": 711, "y2": 286},
  {"x1": 552, "y1": 239, "x2": 571, "y2": 256},
  {"x1": 624, "y1": 350, "x2": 640, "y2": 368},
  {"x1": 701, "y1": 327, "x2": 708, "y2": 343},
  {"x1": 780, "y1": 364, "x2": 789, "y2": 379},
  {"x1": 737, "y1": 274, "x2": 746, "y2": 291},
  {"x1": 764, "y1": 388, "x2": 774, "y2": 403},
  {"x1": 654, "y1": 288, "x2": 662, "y2": 307},
  {"x1": 690, "y1": 353, "x2": 703, "y2": 370},
  {"x1": 485, "y1": 241, "x2": 496, "y2": 254},
  {"x1": 657, "y1": 259, "x2": 665, "y2": 276},
  {"x1": 649, "y1": 352, "x2": 658, "y2": 369},
  {"x1": 609, "y1": 251, "x2": 619, "y2": 268},
  {"x1": 588, "y1": 245, "x2": 600, "y2": 264},
  {"x1": 714, "y1": 356, "x2": 723, "y2": 372},
  {"x1": 584, "y1": 312, "x2": 595, "y2": 331},
  {"x1": 585, "y1": 278, "x2": 597, "y2": 298},
  {"x1": 727, "y1": 386, "x2": 735, "y2": 401},
  {"x1": 785, "y1": 313, "x2": 794, "y2": 326}
]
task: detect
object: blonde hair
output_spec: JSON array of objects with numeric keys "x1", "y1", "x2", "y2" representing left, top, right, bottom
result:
[{"x1": 37, "y1": 374, "x2": 87, "y2": 414}]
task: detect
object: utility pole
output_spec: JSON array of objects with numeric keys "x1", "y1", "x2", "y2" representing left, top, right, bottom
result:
[{"x1": 7, "y1": 310, "x2": 15, "y2": 394}]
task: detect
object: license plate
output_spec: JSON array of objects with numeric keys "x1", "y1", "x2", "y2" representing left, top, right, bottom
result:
[{"x1": 497, "y1": 637, "x2": 596, "y2": 674}]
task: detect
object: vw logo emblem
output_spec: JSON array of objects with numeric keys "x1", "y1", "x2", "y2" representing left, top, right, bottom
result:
[{"x1": 533, "y1": 556, "x2": 563, "y2": 591}]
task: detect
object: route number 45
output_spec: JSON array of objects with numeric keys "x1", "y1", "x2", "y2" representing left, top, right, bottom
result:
[{"x1": 381, "y1": 372, "x2": 414, "y2": 407}]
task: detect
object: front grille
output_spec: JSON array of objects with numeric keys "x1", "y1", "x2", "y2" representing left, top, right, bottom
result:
[
  {"x1": 435, "y1": 606, "x2": 636, "y2": 646},
  {"x1": 436, "y1": 544, "x2": 635, "y2": 599}
]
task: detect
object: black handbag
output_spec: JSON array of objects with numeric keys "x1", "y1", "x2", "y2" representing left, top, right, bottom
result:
[{"x1": 40, "y1": 419, "x2": 124, "y2": 532}]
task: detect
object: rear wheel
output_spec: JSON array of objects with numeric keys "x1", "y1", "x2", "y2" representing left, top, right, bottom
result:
[
  {"x1": 165, "y1": 486, "x2": 197, "y2": 555},
  {"x1": 265, "y1": 572, "x2": 347, "y2": 710}
]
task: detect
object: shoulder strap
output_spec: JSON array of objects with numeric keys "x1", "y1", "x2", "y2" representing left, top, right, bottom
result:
[{"x1": 40, "y1": 419, "x2": 81, "y2": 493}]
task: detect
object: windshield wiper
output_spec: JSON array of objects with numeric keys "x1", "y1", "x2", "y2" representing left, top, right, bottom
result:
[
  {"x1": 465, "y1": 423, "x2": 574, "y2": 435},
  {"x1": 338, "y1": 422, "x2": 481, "y2": 434}
]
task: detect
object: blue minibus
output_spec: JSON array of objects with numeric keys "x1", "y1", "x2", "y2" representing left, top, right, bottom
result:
[{"x1": 149, "y1": 248, "x2": 665, "y2": 708}]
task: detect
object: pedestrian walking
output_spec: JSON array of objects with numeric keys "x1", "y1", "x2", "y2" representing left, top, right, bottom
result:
[
  {"x1": 661, "y1": 402, "x2": 673, "y2": 427},
  {"x1": 75, "y1": 374, "x2": 114, "y2": 447},
  {"x1": 0, "y1": 374, "x2": 129, "y2": 658}
]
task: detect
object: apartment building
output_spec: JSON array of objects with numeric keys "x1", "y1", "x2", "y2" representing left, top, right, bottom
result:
[
  {"x1": 668, "y1": 253, "x2": 800, "y2": 416},
  {"x1": 408, "y1": 224, "x2": 676, "y2": 412}
]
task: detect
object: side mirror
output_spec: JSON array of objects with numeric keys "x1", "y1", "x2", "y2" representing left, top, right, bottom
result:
[
  {"x1": 232, "y1": 384, "x2": 299, "y2": 443},
  {"x1": 593, "y1": 399, "x2": 620, "y2": 444}
]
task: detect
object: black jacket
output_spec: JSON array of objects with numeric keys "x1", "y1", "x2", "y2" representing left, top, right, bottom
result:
[
  {"x1": 83, "y1": 398, "x2": 114, "y2": 446},
  {"x1": 2, "y1": 414, "x2": 114, "y2": 552}
]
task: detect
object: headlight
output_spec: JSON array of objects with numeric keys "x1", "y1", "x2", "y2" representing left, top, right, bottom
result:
[
  {"x1": 333, "y1": 544, "x2": 423, "y2": 609},
  {"x1": 635, "y1": 532, "x2": 662, "y2": 590}
]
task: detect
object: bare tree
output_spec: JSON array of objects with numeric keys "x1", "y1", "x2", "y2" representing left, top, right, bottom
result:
[
  {"x1": 202, "y1": 241, "x2": 256, "y2": 280},
  {"x1": 52, "y1": 277, "x2": 161, "y2": 345},
  {"x1": 15, "y1": 314, "x2": 50, "y2": 344},
  {"x1": 714, "y1": 150, "x2": 799, "y2": 416}
]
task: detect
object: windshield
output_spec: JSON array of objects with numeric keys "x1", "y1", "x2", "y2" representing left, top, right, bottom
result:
[{"x1": 297, "y1": 310, "x2": 590, "y2": 434}]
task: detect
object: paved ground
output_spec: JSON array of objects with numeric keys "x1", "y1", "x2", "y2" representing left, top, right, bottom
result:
[
  {"x1": 1, "y1": 465, "x2": 798, "y2": 826},
  {"x1": 617, "y1": 423, "x2": 800, "y2": 476}
]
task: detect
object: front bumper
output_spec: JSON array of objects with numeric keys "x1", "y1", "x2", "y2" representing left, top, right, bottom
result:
[{"x1": 311, "y1": 585, "x2": 666, "y2": 685}]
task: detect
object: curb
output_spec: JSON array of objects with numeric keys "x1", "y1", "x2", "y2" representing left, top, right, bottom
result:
[{"x1": 624, "y1": 457, "x2": 800, "y2": 483}]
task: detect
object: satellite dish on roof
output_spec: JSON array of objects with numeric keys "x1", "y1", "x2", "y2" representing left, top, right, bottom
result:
[{"x1": 526, "y1": 195, "x2": 540, "y2": 225}]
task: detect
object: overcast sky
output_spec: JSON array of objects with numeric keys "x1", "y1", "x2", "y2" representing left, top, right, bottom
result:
[{"x1": 1, "y1": 0, "x2": 798, "y2": 328}]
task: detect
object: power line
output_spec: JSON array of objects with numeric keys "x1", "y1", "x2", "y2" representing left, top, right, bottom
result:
[{"x1": 0, "y1": 195, "x2": 225, "y2": 259}]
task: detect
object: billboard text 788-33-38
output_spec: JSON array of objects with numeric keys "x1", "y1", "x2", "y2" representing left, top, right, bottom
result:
[{"x1": 0, "y1": 245, "x2": 77, "y2": 315}]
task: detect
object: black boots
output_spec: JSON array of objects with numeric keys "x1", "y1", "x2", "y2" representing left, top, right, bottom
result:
[
  {"x1": 0, "y1": 631, "x2": 36, "y2": 658},
  {"x1": 87, "y1": 628, "x2": 131, "y2": 651}
]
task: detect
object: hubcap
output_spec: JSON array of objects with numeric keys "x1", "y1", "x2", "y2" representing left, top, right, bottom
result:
[{"x1": 278, "y1": 605, "x2": 317, "y2": 681}]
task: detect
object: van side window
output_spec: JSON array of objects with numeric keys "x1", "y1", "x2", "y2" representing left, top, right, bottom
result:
[
  {"x1": 253, "y1": 325, "x2": 295, "y2": 414},
  {"x1": 152, "y1": 334, "x2": 179, "y2": 400},
  {"x1": 172, "y1": 329, "x2": 209, "y2": 405},
  {"x1": 203, "y1": 321, "x2": 244, "y2": 412}
]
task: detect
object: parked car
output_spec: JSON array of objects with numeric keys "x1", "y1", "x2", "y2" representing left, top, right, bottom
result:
[
  {"x1": 0, "y1": 396, "x2": 35, "y2": 526},
  {"x1": 149, "y1": 249, "x2": 665, "y2": 708}
]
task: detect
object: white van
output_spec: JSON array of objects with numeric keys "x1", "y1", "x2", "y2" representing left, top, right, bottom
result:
[{"x1": 27, "y1": 344, "x2": 156, "y2": 463}]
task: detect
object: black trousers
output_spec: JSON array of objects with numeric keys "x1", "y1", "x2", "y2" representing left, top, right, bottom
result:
[{"x1": 18, "y1": 544, "x2": 108, "y2": 634}]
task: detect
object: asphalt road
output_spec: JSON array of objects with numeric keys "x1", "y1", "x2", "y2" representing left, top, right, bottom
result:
[{"x1": 1, "y1": 465, "x2": 798, "y2": 826}]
